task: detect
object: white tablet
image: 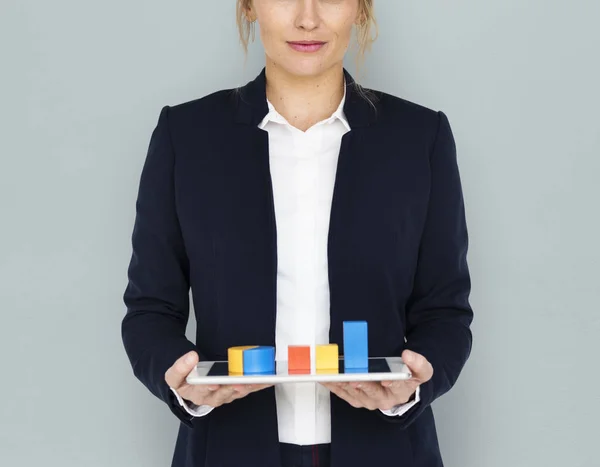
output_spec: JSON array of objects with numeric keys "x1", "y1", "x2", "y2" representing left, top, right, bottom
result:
[{"x1": 186, "y1": 356, "x2": 412, "y2": 385}]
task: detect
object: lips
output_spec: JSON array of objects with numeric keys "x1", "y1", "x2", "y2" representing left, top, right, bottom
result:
[{"x1": 287, "y1": 41, "x2": 326, "y2": 53}]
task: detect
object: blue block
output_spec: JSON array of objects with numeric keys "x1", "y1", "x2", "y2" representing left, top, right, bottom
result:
[
  {"x1": 343, "y1": 321, "x2": 368, "y2": 369},
  {"x1": 243, "y1": 346, "x2": 276, "y2": 374}
]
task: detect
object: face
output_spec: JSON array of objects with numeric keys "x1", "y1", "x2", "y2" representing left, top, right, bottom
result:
[{"x1": 246, "y1": 0, "x2": 362, "y2": 78}]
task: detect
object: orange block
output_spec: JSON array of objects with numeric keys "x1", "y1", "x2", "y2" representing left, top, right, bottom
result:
[{"x1": 288, "y1": 345, "x2": 311, "y2": 373}]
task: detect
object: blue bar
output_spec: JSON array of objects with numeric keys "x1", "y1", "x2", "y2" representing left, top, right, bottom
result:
[
  {"x1": 243, "y1": 346, "x2": 276, "y2": 374},
  {"x1": 343, "y1": 321, "x2": 368, "y2": 369}
]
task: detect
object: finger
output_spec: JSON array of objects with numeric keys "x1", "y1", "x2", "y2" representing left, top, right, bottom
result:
[
  {"x1": 385, "y1": 379, "x2": 419, "y2": 395},
  {"x1": 336, "y1": 385, "x2": 367, "y2": 409},
  {"x1": 342, "y1": 383, "x2": 363, "y2": 400},
  {"x1": 402, "y1": 350, "x2": 434, "y2": 382},
  {"x1": 178, "y1": 383, "x2": 219, "y2": 404},
  {"x1": 164, "y1": 351, "x2": 199, "y2": 389},
  {"x1": 355, "y1": 382, "x2": 385, "y2": 400},
  {"x1": 324, "y1": 383, "x2": 353, "y2": 400},
  {"x1": 230, "y1": 384, "x2": 249, "y2": 393},
  {"x1": 212, "y1": 389, "x2": 241, "y2": 406},
  {"x1": 180, "y1": 382, "x2": 268, "y2": 407},
  {"x1": 219, "y1": 383, "x2": 274, "y2": 404},
  {"x1": 321, "y1": 382, "x2": 368, "y2": 409},
  {"x1": 212, "y1": 386, "x2": 242, "y2": 406},
  {"x1": 343, "y1": 384, "x2": 382, "y2": 411},
  {"x1": 227, "y1": 384, "x2": 258, "y2": 397},
  {"x1": 327, "y1": 384, "x2": 363, "y2": 409},
  {"x1": 248, "y1": 383, "x2": 274, "y2": 393},
  {"x1": 204, "y1": 386, "x2": 238, "y2": 407},
  {"x1": 381, "y1": 377, "x2": 407, "y2": 390},
  {"x1": 320, "y1": 382, "x2": 347, "y2": 395},
  {"x1": 226, "y1": 382, "x2": 272, "y2": 394}
]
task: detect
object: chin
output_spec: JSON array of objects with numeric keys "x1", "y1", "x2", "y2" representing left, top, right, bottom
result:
[{"x1": 276, "y1": 60, "x2": 335, "y2": 79}]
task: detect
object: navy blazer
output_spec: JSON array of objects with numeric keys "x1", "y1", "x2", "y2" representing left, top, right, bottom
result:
[{"x1": 122, "y1": 68, "x2": 473, "y2": 467}]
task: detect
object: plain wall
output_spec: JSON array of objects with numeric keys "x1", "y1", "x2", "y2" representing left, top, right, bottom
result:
[{"x1": 1, "y1": 1, "x2": 599, "y2": 466}]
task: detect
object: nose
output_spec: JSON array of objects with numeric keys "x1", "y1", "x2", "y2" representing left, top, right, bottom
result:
[{"x1": 294, "y1": 0, "x2": 320, "y2": 31}]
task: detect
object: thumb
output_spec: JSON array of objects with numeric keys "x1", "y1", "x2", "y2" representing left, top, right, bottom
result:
[
  {"x1": 402, "y1": 349, "x2": 433, "y2": 382},
  {"x1": 165, "y1": 350, "x2": 199, "y2": 389},
  {"x1": 402, "y1": 349, "x2": 417, "y2": 365}
]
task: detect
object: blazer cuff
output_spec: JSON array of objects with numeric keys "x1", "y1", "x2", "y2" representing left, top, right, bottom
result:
[
  {"x1": 379, "y1": 385, "x2": 421, "y2": 417},
  {"x1": 169, "y1": 387, "x2": 214, "y2": 417}
]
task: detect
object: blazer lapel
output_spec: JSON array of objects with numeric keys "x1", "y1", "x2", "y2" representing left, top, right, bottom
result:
[
  {"x1": 328, "y1": 69, "x2": 377, "y2": 345},
  {"x1": 203, "y1": 70, "x2": 282, "y2": 467},
  {"x1": 328, "y1": 73, "x2": 412, "y2": 467}
]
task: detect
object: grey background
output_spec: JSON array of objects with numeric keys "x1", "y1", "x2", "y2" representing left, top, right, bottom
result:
[{"x1": 1, "y1": 1, "x2": 599, "y2": 466}]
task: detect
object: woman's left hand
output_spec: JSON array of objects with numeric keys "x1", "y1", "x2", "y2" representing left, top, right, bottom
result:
[{"x1": 321, "y1": 349, "x2": 433, "y2": 411}]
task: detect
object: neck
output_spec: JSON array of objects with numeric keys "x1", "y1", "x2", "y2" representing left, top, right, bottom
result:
[{"x1": 264, "y1": 60, "x2": 345, "y2": 132}]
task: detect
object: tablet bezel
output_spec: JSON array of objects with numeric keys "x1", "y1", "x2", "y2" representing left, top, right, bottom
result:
[{"x1": 186, "y1": 356, "x2": 411, "y2": 385}]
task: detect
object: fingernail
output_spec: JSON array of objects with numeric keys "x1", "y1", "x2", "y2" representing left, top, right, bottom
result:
[{"x1": 185, "y1": 352, "x2": 195, "y2": 364}]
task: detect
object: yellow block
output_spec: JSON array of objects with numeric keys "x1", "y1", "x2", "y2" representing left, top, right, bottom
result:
[
  {"x1": 316, "y1": 344, "x2": 339, "y2": 370},
  {"x1": 228, "y1": 345, "x2": 257, "y2": 374}
]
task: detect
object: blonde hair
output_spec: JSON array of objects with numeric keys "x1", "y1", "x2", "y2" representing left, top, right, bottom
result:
[{"x1": 236, "y1": 0, "x2": 378, "y2": 75}]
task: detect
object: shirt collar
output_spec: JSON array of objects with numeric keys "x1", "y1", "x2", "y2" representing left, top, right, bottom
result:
[{"x1": 258, "y1": 80, "x2": 350, "y2": 132}]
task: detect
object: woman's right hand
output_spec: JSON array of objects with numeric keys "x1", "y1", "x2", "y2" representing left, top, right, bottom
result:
[{"x1": 165, "y1": 350, "x2": 273, "y2": 408}]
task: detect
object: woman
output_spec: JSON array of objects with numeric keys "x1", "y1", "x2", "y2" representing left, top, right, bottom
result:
[{"x1": 121, "y1": 1, "x2": 474, "y2": 466}]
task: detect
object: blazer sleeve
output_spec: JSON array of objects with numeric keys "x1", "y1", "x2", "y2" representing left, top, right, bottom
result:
[
  {"x1": 381, "y1": 110, "x2": 474, "y2": 427},
  {"x1": 121, "y1": 105, "x2": 203, "y2": 428}
]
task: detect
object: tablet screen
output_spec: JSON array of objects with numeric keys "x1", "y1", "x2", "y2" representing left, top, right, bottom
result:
[{"x1": 206, "y1": 358, "x2": 392, "y2": 376}]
